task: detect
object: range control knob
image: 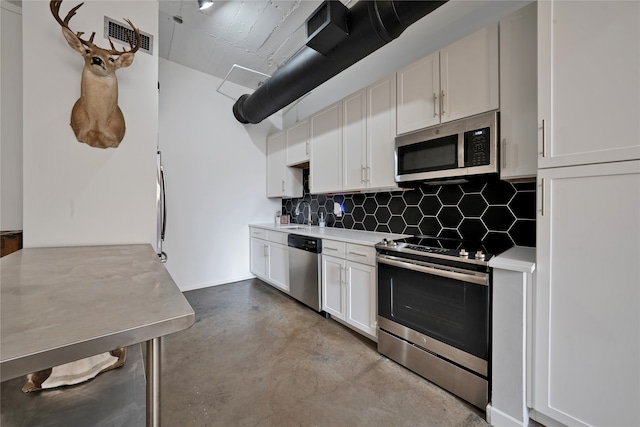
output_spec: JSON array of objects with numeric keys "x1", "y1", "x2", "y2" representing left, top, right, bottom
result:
[
  {"x1": 389, "y1": 240, "x2": 398, "y2": 247},
  {"x1": 381, "y1": 238, "x2": 388, "y2": 246},
  {"x1": 459, "y1": 248, "x2": 469, "y2": 257},
  {"x1": 475, "y1": 250, "x2": 485, "y2": 260}
]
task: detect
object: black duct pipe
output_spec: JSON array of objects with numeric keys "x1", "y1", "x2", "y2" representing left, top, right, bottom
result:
[{"x1": 233, "y1": 0, "x2": 448, "y2": 124}]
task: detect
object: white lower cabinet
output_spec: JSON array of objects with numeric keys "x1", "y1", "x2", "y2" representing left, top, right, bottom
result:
[
  {"x1": 250, "y1": 236, "x2": 268, "y2": 280},
  {"x1": 533, "y1": 160, "x2": 640, "y2": 427},
  {"x1": 344, "y1": 261, "x2": 376, "y2": 338},
  {"x1": 322, "y1": 255, "x2": 346, "y2": 319},
  {"x1": 267, "y1": 242, "x2": 289, "y2": 293},
  {"x1": 322, "y1": 240, "x2": 377, "y2": 341},
  {"x1": 249, "y1": 228, "x2": 289, "y2": 293}
]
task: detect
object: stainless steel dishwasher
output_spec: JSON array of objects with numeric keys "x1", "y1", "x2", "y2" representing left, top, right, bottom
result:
[{"x1": 288, "y1": 234, "x2": 322, "y2": 312}]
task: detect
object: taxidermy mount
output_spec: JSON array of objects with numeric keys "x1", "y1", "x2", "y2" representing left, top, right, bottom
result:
[{"x1": 50, "y1": 0, "x2": 141, "y2": 149}]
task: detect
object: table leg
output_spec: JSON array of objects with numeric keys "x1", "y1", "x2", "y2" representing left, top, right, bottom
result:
[{"x1": 146, "y1": 337, "x2": 162, "y2": 427}]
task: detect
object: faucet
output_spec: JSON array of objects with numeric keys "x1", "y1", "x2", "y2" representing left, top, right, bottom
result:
[{"x1": 294, "y1": 201, "x2": 312, "y2": 228}]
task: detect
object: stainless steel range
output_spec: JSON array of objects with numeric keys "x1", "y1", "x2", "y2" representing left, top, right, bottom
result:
[{"x1": 375, "y1": 235, "x2": 511, "y2": 409}]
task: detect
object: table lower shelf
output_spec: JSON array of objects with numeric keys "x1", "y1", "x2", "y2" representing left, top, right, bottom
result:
[{"x1": 1, "y1": 344, "x2": 146, "y2": 427}]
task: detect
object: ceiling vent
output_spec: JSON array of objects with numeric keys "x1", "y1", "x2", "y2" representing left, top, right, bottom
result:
[
  {"x1": 104, "y1": 17, "x2": 153, "y2": 55},
  {"x1": 305, "y1": 0, "x2": 349, "y2": 55}
]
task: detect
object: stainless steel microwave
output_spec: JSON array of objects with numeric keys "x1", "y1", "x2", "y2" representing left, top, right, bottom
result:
[{"x1": 395, "y1": 111, "x2": 499, "y2": 183}]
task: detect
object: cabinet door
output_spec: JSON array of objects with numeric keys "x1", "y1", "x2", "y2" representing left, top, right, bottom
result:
[
  {"x1": 440, "y1": 23, "x2": 499, "y2": 123},
  {"x1": 538, "y1": 1, "x2": 640, "y2": 168},
  {"x1": 309, "y1": 102, "x2": 343, "y2": 194},
  {"x1": 499, "y1": 3, "x2": 537, "y2": 181},
  {"x1": 250, "y1": 237, "x2": 268, "y2": 280},
  {"x1": 367, "y1": 75, "x2": 398, "y2": 190},
  {"x1": 322, "y1": 255, "x2": 345, "y2": 320},
  {"x1": 346, "y1": 261, "x2": 377, "y2": 339},
  {"x1": 396, "y1": 51, "x2": 440, "y2": 135},
  {"x1": 535, "y1": 161, "x2": 640, "y2": 427},
  {"x1": 267, "y1": 131, "x2": 303, "y2": 198},
  {"x1": 342, "y1": 89, "x2": 367, "y2": 192},
  {"x1": 286, "y1": 119, "x2": 309, "y2": 166},
  {"x1": 268, "y1": 242, "x2": 289, "y2": 292}
]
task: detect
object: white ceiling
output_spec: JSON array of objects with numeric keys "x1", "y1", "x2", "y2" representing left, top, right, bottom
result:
[
  {"x1": 158, "y1": 0, "x2": 530, "y2": 93},
  {"x1": 158, "y1": 0, "x2": 351, "y2": 90}
]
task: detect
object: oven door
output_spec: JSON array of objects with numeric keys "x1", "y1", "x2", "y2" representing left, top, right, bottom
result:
[{"x1": 377, "y1": 254, "x2": 490, "y2": 371}]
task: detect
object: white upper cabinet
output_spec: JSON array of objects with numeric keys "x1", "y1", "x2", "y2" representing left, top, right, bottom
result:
[
  {"x1": 309, "y1": 102, "x2": 343, "y2": 194},
  {"x1": 397, "y1": 24, "x2": 499, "y2": 135},
  {"x1": 366, "y1": 74, "x2": 398, "y2": 190},
  {"x1": 266, "y1": 130, "x2": 303, "y2": 198},
  {"x1": 538, "y1": 0, "x2": 640, "y2": 168},
  {"x1": 310, "y1": 76, "x2": 398, "y2": 194},
  {"x1": 499, "y1": 2, "x2": 538, "y2": 181},
  {"x1": 440, "y1": 23, "x2": 499, "y2": 124},
  {"x1": 342, "y1": 89, "x2": 368, "y2": 192},
  {"x1": 396, "y1": 51, "x2": 440, "y2": 134},
  {"x1": 285, "y1": 118, "x2": 310, "y2": 166}
]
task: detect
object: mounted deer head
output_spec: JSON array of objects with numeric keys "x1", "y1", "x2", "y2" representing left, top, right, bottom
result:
[{"x1": 50, "y1": 1, "x2": 141, "y2": 149}]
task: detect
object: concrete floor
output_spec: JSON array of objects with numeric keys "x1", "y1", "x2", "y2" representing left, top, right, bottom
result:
[{"x1": 161, "y1": 278, "x2": 489, "y2": 426}]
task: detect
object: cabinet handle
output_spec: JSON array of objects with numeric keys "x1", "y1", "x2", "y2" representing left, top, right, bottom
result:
[
  {"x1": 541, "y1": 178, "x2": 545, "y2": 216},
  {"x1": 440, "y1": 90, "x2": 446, "y2": 115},
  {"x1": 502, "y1": 138, "x2": 507, "y2": 169},
  {"x1": 542, "y1": 119, "x2": 547, "y2": 157},
  {"x1": 366, "y1": 166, "x2": 371, "y2": 183},
  {"x1": 306, "y1": 141, "x2": 309, "y2": 156},
  {"x1": 281, "y1": 180, "x2": 285, "y2": 193},
  {"x1": 325, "y1": 247, "x2": 338, "y2": 251},
  {"x1": 433, "y1": 93, "x2": 438, "y2": 117},
  {"x1": 348, "y1": 251, "x2": 367, "y2": 257},
  {"x1": 361, "y1": 166, "x2": 366, "y2": 183},
  {"x1": 263, "y1": 244, "x2": 268, "y2": 257}
]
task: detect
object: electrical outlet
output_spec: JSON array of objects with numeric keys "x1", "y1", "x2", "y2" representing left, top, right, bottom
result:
[{"x1": 333, "y1": 202, "x2": 342, "y2": 218}]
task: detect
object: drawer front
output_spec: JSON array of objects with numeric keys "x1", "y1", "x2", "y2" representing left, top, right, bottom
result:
[
  {"x1": 267, "y1": 230, "x2": 289, "y2": 245},
  {"x1": 322, "y1": 239, "x2": 346, "y2": 258},
  {"x1": 250, "y1": 228, "x2": 267, "y2": 240},
  {"x1": 346, "y1": 243, "x2": 376, "y2": 266}
]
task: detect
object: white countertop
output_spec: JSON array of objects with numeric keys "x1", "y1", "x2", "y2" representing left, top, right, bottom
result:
[
  {"x1": 250, "y1": 223, "x2": 408, "y2": 246},
  {"x1": 488, "y1": 246, "x2": 536, "y2": 273}
]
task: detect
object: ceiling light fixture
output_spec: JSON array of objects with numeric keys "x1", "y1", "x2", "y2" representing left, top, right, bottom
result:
[{"x1": 197, "y1": 0, "x2": 214, "y2": 10}]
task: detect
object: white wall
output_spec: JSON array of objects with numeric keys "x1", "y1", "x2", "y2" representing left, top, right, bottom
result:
[
  {"x1": 159, "y1": 58, "x2": 280, "y2": 291},
  {"x1": 22, "y1": 1, "x2": 158, "y2": 247},
  {"x1": 1, "y1": 1, "x2": 23, "y2": 231}
]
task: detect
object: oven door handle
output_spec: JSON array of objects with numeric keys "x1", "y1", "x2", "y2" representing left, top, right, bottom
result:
[{"x1": 377, "y1": 255, "x2": 489, "y2": 286}]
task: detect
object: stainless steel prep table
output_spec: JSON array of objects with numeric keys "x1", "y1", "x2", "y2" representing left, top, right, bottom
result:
[{"x1": 0, "y1": 244, "x2": 195, "y2": 427}]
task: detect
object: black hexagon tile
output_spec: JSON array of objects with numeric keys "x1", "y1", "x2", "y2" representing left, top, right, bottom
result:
[
  {"x1": 438, "y1": 185, "x2": 464, "y2": 205},
  {"x1": 281, "y1": 169, "x2": 536, "y2": 248},
  {"x1": 459, "y1": 194, "x2": 488, "y2": 218},
  {"x1": 419, "y1": 195, "x2": 442, "y2": 216},
  {"x1": 419, "y1": 216, "x2": 441, "y2": 235}
]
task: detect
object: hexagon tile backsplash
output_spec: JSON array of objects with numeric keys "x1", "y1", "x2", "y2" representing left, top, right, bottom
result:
[{"x1": 282, "y1": 170, "x2": 536, "y2": 248}]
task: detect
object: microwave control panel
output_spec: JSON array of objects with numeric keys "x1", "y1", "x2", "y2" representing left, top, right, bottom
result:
[{"x1": 464, "y1": 127, "x2": 491, "y2": 167}]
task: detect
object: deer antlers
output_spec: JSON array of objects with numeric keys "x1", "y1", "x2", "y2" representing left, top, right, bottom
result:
[{"x1": 50, "y1": 1, "x2": 141, "y2": 56}]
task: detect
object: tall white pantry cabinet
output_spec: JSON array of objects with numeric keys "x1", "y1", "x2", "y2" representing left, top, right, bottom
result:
[{"x1": 533, "y1": 2, "x2": 640, "y2": 427}]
